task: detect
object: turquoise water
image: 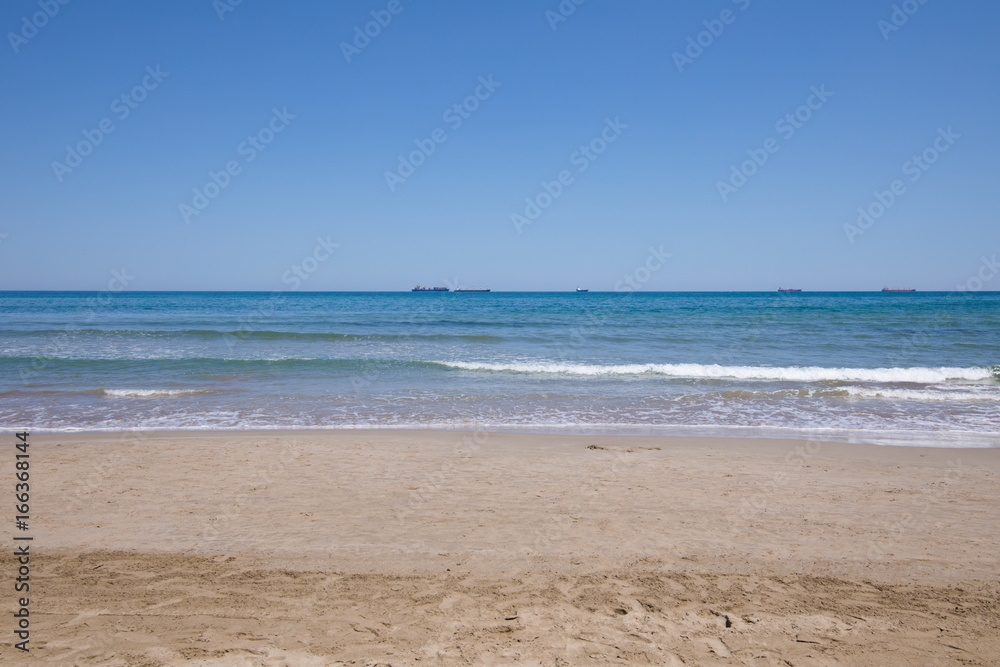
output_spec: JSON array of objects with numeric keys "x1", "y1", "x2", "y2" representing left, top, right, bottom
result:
[{"x1": 1, "y1": 291, "x2": 998, "y2": 445}]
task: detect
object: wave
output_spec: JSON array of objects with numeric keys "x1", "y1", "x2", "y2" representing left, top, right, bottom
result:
[
  {"x1": 711, "y1": 387, "x2": 1000, "y2": 402},
  {"x1": 103, "y1": 389, "x2": 208, "y2": 398},
  {"x1": 437, "y1": 361, "x2": 1000, "y2": 383},
  {"x1": 2, "y1": 354, "x2": 997, "y2": 385},
  {"x1": 0, "y1": 328, "x2": 508, "y2": 343},
  {"x1": 840, "y1": 386, "x2": 1000, "y2": 401},
  {"x1": 11, "y1": 384, "x2": 988, "y2": 402}
]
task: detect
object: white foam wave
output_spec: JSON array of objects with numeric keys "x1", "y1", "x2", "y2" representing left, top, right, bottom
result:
[
  {"x1": 439, "y1": 361, "x2": 997, "y2": 383},
  {"x1": 103, "y1": 389, "x2": 204, "y2": 398},
  {"x1": 841, "y1": 386, "x2": 1000, "y2": 401}
]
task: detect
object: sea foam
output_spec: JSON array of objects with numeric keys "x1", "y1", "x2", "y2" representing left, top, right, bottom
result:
[
  {"x1": 103, "y1": 389, "x2": 204, "y2": 397},
  {"x1": 438, "y1": 361, "x2": 998, "y2": 384}
]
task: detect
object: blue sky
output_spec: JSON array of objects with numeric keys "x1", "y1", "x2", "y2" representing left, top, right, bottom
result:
[{"x1": 1, "y1": 0, "x2": 997, "y2": 291}]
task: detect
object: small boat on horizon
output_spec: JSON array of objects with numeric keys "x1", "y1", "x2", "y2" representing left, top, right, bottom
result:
[
  {"x1": 454, "y1": 287, "x2": 491, "y2": 292},
  {"x1": 882, "y1": 287, "x2": 916, "y2": 292},
  {"x1": 576, "y1": 287, "x2": 589, "y2": 292},
  {"x1": 411, "y1": 285, "x2": 450, "y2": 292},
  {"x1": 777, "y1": 288, "x2": 802, "y2": 292}
]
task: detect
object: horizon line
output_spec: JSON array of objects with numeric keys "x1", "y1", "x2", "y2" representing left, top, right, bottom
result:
[{"x1": 2, "y1": 290, "x2": 995, "y2": 294}]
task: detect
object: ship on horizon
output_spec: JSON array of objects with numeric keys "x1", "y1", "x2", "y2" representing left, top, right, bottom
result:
[
  {"x1": 454, "y1": 286, "x2": 491, "y2": 292},
  {"x1": 576, "y1": 287, "x2": 589, "y2": 292},
  {"x1": 777, "y1": 288, "x2": 802, "y2": 292},
  {"x1": 882, "y1": 287, "x2": 916, "y2": 292},
  {"x1": 411, "y1": 285, "x2": 449, "y2": 292}
]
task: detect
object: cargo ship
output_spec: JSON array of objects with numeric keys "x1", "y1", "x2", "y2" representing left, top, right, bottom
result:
[
  {"x1": 576, "y1": 287, "x2": 589, "y2": 292},
  {"x1": 881, "y1": 287, "x2": 916, "y2": 292},
  {"x1": 411, "y1": 285, "x2": 449, "y2": 292},
  {"x1": 777, "y1": 288, "x2": 802, "y2": 292},
  {"x1": 454, "y1": 287, "x2": 490, "y2": 292}
]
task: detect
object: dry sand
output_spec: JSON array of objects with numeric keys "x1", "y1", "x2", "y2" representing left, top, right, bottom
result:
[{"x1": 4, "y1": 430, "x2": 999, "y2": 665}]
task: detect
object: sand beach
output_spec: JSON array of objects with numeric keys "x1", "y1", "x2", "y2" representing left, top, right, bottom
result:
[{"x1": 5, "y1": 429, "x2": 999, "y2": 665}]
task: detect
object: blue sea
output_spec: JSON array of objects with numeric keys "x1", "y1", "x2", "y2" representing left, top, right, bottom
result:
[{"x1": 1, "y1": 291, "x2": 998, "y2": 446}]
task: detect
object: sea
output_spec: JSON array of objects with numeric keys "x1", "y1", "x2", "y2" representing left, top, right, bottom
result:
[{"x1": 1, "y1": 291, "x2": 998, "y2": 447}]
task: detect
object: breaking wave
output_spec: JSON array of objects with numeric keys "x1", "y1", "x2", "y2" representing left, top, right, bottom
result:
[{"x1": 437, "y1": 361, "x2": 999, "y2": 384}]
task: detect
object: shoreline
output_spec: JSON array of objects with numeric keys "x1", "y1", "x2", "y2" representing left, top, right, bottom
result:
[
  {"x1": 12, "y1": 425, "x2": 1000, "y2": 448},
  {"x1": 11, "y1": 429, "x2": 1000, "y2": 663}
]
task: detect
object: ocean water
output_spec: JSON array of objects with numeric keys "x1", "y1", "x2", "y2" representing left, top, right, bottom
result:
[{"x1": 1, "y1": 291, "x2": 998, "y2": 446}]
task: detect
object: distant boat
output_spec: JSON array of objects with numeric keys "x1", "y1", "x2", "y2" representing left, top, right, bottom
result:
[
  {"x1": 576, "y1": 287, "x2": 589, "y2": 292},
  {"x1": 777, "y1": 288, "x2": 802, "y2": 292},
  {"x1": 411, "y1": 285, "x2": 449, "y2": 292},
  {"x1": 882, "y1": 287, "x2": 916, "y2": 292},
  {"x1": 454, "y1": 287, "x2": 490, "y2": 292}
]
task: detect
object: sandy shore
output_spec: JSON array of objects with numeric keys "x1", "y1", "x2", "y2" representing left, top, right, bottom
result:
[{"x1": 4, "y1": 430, "x2": 999, "y2": 665}]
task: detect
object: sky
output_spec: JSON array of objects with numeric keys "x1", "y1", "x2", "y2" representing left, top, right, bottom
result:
[{"x1": 1, "y1": 0, "x2": 998, "y2": 292}]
